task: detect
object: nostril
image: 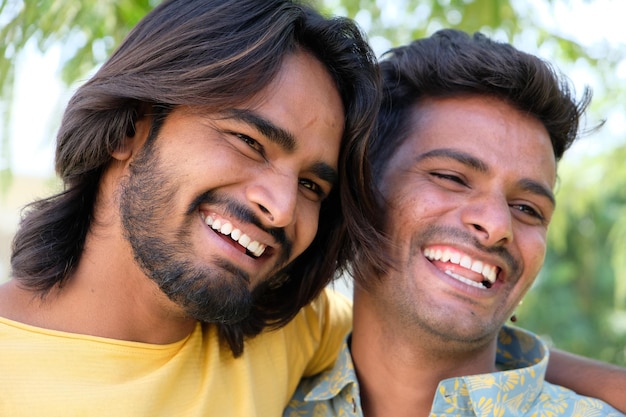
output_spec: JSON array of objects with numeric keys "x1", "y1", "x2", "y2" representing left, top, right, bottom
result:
[
  {"x1": 472, "y1": 223, "x2": 486, "y2": 233},
  {"x1": 471, "y1": 223, "x2": 491, "y2": 241},
  {"x1": 258, "y1": 204, "x2": 274, "y2": 222}
]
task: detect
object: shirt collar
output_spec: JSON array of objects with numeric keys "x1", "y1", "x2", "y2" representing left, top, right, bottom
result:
[
  {"x1": 433, "y1": 325, "x2": 549, "y2": 415},
  {"x1": 303, "y1": 335, "x2": 359, "y2": 402},
  {"x1": 299, "y1": 325, "x2": 549, "y2": 416}
]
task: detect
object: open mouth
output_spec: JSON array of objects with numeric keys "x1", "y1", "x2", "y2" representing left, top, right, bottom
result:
[
  {"x1": 201, "y1": 213, "x2": 268, "y2": 258},
  {"x1": 424, "y1": 246, "x2": 499, "y2": 289}
]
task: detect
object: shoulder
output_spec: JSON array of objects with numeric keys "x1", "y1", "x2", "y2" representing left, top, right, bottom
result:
[
  {"x1": 291, "y1": 287, "x2": 353, "y2": 338},
  {"x1": 284, "y1": 338, "x2": 359, "y2": 417},
  {"x1": 533, "y1": 381, "x2": 623, "y2": 416}
]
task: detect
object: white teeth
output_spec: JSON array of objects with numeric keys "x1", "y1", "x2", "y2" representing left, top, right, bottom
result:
[
  {"x1": 450, "y1": 252, "x2": 461, "y2": 264},
  {"x1": 202, "y1": 214, "x2": 267, "y2": 257},
  {"x1": 237, "y1": 234, "x2": 266, "y2": 257},
  {"x1": 424, "y1": 248, "x2": 497, "y2": 285},
  {"x1": 444, "y1": 270, "x2": 485, "y2": 289},
  {"x1": 483, "y1": 265, "x2": 497, "y2": 284},
  {"x1": 238, "y1": 234, "x2": 251, "y2": 247},
  {"x1": 246, "y1": 241, "x2": 265, "y2": 257},
  {"x1": 471, "y1": 261, "x2": 483, "y2": 274},
  {"x1": 236, "y1": 233, "x2": 266, "y2": 257},
  {"x1": 247, "y1": 241, "x2": 260, "y2": 253},
  {"x1": 220, "y1": 222, "x2": 233, "y2": 235}
]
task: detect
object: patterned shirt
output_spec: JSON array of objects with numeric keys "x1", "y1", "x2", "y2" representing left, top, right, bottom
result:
[{"x1": 284, "y1": 326, "x2": 623, "y2": 417}]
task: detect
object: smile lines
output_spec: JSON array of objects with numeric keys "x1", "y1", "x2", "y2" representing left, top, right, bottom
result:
[
  {"x1": 424, "y1": 246, "x2": 498, "y2": 289},
  {"x1": 201, "y1": 213, "x2": 267, "y2": 257}
]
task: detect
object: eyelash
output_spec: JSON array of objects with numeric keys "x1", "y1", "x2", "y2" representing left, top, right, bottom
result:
[
  {"x1": 511, "y1": 204, "x2": 544, "y2": 221},
  {"x1": 431, "y1": 172, "x2": 466, "y2": 185},
  {"x1": 299, "y1": 179, "x2": 325, "y2": 197},
  {"x1": 234, "y1": 133, "x2": 264, "y2": 155}
]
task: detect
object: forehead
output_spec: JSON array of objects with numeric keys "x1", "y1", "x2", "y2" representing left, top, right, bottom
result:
[
  {"x1": 242, "y1": 50, "x2": 344, "y2": 158},
  {"x1": 389, "y1": 95, "x2": 557, "y2": 184}
]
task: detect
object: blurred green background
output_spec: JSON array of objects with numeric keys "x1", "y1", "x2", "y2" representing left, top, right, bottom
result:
[{"x1": 1, "y1": 0, "x2": 625, "y2": 366}]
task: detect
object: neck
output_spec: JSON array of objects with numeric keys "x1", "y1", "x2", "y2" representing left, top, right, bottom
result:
[
  {"x1": 351, "y1": 289, "x2": 498, "y2": 417},
  {"x1": 0, "y1": 231, "x2": 197, "y2": 344}
]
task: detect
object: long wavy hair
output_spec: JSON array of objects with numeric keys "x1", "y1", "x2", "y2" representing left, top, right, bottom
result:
[{"x1": 10, "y1": 0, "x2": 382, "y2": 356}]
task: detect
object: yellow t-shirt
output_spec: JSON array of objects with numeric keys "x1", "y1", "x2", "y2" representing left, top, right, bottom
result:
[{"x1": 0, "y1": 288, "x2": 352, "y2": 417}]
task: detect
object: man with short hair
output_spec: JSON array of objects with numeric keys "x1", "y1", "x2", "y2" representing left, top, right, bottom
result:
[{"x1": 285, "y1": 29, "x2": 623, "y2": 416}]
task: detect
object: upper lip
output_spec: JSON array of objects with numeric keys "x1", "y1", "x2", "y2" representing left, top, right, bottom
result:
[
  {"x1": 423, "y1": 245, "x2": 502, "y2": 285},
  {"x1": 200, "y1": 210, "x2": 275, "y2": 258}
]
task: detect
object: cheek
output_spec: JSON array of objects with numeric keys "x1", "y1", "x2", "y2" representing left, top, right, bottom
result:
[
  {"x1": 187, "y1": 144, "x2": 249, "y2": 178},
  {"x1": 291, "y1": 202, "x2": 321, "y2": 255},
  {"x1": 386, "y1": 191, "x2": 449, "y2": 232},
  {"x1": 519, "y1": 230, "x2": 548, "y2": 281}
]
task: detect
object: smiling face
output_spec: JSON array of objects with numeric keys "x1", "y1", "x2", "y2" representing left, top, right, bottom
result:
[
  {"x1": 373, "y1": 95, "x2": 556, "y2": 346},
  {"x1": 119, "y1": 50, "x2": 344, "y2": 323}
]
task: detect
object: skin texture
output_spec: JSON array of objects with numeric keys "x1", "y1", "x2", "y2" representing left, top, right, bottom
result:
[
  {"x1": 352, "y1": 95, "x2": 558, "y2": 417},
  {"x1": 0, "y1": 50, "x2": 344, "y2": 345}
]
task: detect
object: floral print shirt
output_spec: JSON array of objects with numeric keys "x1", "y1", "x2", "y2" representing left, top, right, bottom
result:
[{"x1": 284, "y1": 326, "x2": 622, "y2": 417}]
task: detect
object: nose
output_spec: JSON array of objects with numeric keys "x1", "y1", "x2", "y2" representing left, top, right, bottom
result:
[
  {"x1": 246, "y1": 170, "x2": 298, "y2": 228},
  {"x1": 461, "y1": 193, "x2": 513, "y2": 247}
]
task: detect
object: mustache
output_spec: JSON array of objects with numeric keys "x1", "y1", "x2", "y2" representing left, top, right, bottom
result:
[{"x1": 187, "y1": 190, "x2": 288, "y2": 246}]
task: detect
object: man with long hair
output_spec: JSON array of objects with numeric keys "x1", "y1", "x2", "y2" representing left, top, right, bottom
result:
[{"x1": 0, "y1": 0, "x2": 380, "y2": 415}]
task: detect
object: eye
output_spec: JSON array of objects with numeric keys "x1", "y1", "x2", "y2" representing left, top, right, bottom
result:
[
  {"x1": 430, "y1": 172, "x2": 467, "y2": 186},
  {"x1": 234, "y1": 133, "x2": 264, "y2": 154},
  {"x1": 510, "y1": 203, "x2": 545, "y2": 223},
  {"x1": 299, "y1": 178, "x2": 327, "y2": 202}
]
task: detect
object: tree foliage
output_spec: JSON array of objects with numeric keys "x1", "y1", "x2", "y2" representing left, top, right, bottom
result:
[
  {"x1": 0, "y1": 0, "x2": 155, "y2": 183},
  {"x1": 1, "y1": 0, "x2": 625, "y2": 364},
  {"x1": 520, "y1": 145, "x2": 626, "y2": 365}
]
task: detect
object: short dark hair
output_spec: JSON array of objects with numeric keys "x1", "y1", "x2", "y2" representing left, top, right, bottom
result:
[
  {"x1": 355, "y1": 29, "x2": 591, "y2": 288},
  {"x1": 370, "y1": 29, "x2": 591, "y2": 180},
  {"x1": 10, "y1": 0, "x2": 380, "y2": 356}
]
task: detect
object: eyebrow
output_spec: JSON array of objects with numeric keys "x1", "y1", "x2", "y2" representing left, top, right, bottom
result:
[
  {"x1": 416, "y1": 148, "x2": 556, "y2": 207},
  {"x1": 310, "y1": 162, "x2": 338, "y2": 186},
  {"x1": 223, "y1": 108, "x2": 296, "y2": 152},
  {"x1": 415, "y1": 148, "x2": 488, "y2": 172},
  {"x1": 223, "y1": 108, "x2": 338, "y2": 186}
]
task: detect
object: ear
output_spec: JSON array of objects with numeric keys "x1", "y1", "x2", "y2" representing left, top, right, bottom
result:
[{"x1": 111, "y1": 114, "x2": 152, "y2": 162}]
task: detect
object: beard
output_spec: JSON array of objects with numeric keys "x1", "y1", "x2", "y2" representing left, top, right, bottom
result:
[{"x1": 118, "y1": 138, "x2": 291, "y2": 325}]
